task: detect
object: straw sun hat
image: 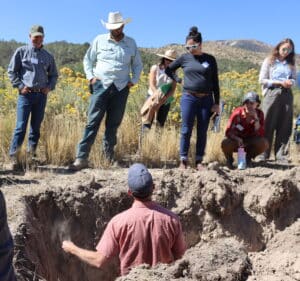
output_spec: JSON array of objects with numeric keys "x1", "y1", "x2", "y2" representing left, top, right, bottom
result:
[{"x1": 156, "y1": 49, "x2": 177, "y2": 61}]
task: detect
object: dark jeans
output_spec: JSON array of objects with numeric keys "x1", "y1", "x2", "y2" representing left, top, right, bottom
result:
[
  {"x1": 262, "y1": 88, "x2": 293, "y2": 159},
  {"x1": 76, "y1": 81, "x2": 129, "y2": 161},
  {"x1": 180, "y1": 93, "x2": 213, "y2": 162},
  {"x1": 9, "y1": 92, "x2": 47, "y2": 156}
]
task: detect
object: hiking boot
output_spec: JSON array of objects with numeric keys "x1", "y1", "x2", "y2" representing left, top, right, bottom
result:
[
  {"x1": 255, "y1": 154, "x2": 266, "y2": 162},
  {"x1": 69, "y1": 158, "x2": 89, "y2": 171},
  {"x1": 9, "y1": 156, "x2": 22, "y2": 171},
  {"x1": 179, "y1": 160, "x2": 187, "y2": 169},
  {"x1": 225, "y1": 155, "x2": 234, "y2": 170},
  {"x1": 195, "y1": 161, "x2": 206, "y2": 171},
  {"x1": 275, "y1": 156, "x2": 290, "y2": 165}
]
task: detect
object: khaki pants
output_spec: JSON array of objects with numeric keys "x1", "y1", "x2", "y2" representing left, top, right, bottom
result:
[{"x1": 221, "y1": 136, "x2": 269, "y2": 160}]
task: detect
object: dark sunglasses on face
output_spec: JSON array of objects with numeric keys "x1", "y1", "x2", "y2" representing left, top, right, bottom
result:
[{"x1": 185, "y1": 44, "x2": 199, "y2": 51}]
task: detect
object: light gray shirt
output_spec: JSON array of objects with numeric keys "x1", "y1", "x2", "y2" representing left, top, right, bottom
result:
[
  {"x1": 83, "y1": 33, "x2": 143, "y2": 90},
  {"x1": 259, "y1": 57, "x2": 296, "y2": 88},
  {"x1": 7, "y1": 44, "x2": 58, "y2": 90}
]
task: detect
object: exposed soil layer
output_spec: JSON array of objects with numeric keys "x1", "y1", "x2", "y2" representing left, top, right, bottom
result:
[{"x1": 1, "y1": 162, "x2": 300, "y2": 280}]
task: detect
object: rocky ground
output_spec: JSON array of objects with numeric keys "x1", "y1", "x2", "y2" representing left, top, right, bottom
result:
[{"x1": 1, "y1": 160, "x2": 300, "y2": 281}]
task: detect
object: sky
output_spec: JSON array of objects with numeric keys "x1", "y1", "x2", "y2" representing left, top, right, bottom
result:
[{"x1": 0, "y1": 0, "x2": 299, "y2": 53}]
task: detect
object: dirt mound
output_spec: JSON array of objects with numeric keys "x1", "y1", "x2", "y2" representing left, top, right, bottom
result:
[
  {"x1": 1, "y1": 163, "x2": 300, "y2": 280},
  {"x1": 118, "y1": 238, "x2": 250, "y2": 281}
]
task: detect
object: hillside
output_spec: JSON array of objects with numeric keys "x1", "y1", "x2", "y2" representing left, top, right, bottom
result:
[
  {"x1": 1, "y1": 39, "x2": 298, "y2": 74},
  {"x1": 0, "y1": 39, "x2": 273, "y2": 74}
]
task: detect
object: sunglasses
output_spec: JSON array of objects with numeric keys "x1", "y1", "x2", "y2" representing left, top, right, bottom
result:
[
  {"x1": 185, "y1": 44, "x2": 199, "y2": 51},
  {"x1": 281, "y1": 47, "x2": 292, "y2": 54}
]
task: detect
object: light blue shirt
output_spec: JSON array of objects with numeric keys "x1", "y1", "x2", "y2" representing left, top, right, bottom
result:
[
  {"x1": 83, "y1": 33, "x2": 143, "y2": 90},
  {"x1": 259, "y1": 57, "x2": 296, "y2": 88}
]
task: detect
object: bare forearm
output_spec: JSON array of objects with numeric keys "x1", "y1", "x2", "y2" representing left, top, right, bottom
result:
[{"x1": 62, "y1": 241, "x2": 107, "y2": 268}]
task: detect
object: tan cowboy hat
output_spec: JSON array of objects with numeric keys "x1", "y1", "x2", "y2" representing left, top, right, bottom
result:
[
  {"x1": 156, "y1": 49, "x2": 177, "y2": 61},
  {"x1": 101, "y1": 11, "x2": 131, "y2": 30}
]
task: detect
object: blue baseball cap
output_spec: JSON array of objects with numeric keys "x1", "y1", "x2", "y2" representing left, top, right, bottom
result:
[{"x1": 128, "y1": 163, "x2": 153, "y2": 198}]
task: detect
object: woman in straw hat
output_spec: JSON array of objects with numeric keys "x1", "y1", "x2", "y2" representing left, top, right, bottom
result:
[{"x1": 142, "y1": 49, "x2": 178, "y2": 130}]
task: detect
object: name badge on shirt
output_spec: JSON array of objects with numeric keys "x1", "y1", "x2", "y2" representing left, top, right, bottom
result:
[
  {"x1": 236, "y1": 124, "x2": 244, "y2": 131},
  {"x1": 31, "y1": 58, "x2": 38, "y2": 64},
  {"x1": 202, "y1": 62, "x2": 209, "y2": 68}
]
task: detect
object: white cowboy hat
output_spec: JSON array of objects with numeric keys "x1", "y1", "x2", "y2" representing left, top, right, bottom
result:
[
  {"x1": 156, "y1": 49, "x2": 178, "y2": 61},
  {"x1": 101, "y1": 11, "x2": 131, "y2": 30}
]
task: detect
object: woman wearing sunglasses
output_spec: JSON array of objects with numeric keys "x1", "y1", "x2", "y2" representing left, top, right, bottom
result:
[
  {"x1": 165, "y1": 26, "x2": 220, "y2": 170},
  {"x1": 258, "y1": 38, "x2": 297, "y2": 162}
]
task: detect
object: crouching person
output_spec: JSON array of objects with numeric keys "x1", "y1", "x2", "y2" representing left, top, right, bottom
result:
[
  {"x1": 62, "y1": 163, "x2": 186, "y2": 276},
  {"x1": 221, "y1": 92, "x2": 269, "y2": 169}
]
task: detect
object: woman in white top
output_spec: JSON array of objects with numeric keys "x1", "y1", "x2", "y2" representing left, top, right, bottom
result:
[
  {"x1": 258, "y1": 38, "x2": 296, "y2": 162},
  {"x1": 143, "y1": 49, "x2": 178, "y2": 129}
]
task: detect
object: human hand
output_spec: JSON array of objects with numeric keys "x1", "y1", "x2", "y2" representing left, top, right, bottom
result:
[
  {"x1": 281, "y1": 80, "x2": 293, "y2": 88},
  {"x1": 62, "y1": 240, "x2": 75, "y2": 254},
  {"x1": 41, "y1": 88, "x2": 50, "y2": 95},
  {"x1": 127, "y1": 82, "x2": 134, "y2": 88},
  {"x1": 236, "y1": 137, "x2": 244, "y2": 147},
  {"x1": 211, "y1": 104, "x2": 220, "y2": 114},
  {"x1": 90, "y1": 78, "x2": 98, "y2": 85},
  {"x1": 20, "y1": 86, "x2": 30, "y2": 94}
]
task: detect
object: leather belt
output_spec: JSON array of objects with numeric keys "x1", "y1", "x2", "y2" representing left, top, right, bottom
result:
[
  {"x1": 186, "y1": 91, "x2": 209, "y2": 98},
  {"x1": 268, "y1": 86, "x2": 283, "y2": 90},
  {"x1": 28, "y1": 88, "x2": 43, "y2": 92}
]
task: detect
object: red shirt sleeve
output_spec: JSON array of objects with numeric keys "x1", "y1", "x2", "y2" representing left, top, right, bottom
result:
[
  {"x1": 171, "y1": 220, "x2": 186, "y2": 259},
  {"x1": 225, "y1": 108, "x2": 241, "y2": 138},
  {"x1": 96, "y1": 220, "x2": 119, "y2": 259}
]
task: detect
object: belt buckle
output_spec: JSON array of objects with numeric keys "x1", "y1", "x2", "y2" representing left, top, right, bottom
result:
[{"x1": 193, "y1": 92, "x2": 207, "y2": 98}]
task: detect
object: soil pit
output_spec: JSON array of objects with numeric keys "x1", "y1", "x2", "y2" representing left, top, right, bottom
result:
[{"x1": 2, "y1": 165, "x2": 300, "y2": 280}]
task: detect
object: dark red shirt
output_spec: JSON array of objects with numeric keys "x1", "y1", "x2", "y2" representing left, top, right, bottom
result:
[{"x1": 225, "y1": 106, "x2": 265, "y2": 139}]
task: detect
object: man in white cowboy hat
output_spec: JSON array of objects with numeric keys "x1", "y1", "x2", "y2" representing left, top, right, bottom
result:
[{"x1": 70, "y1": 12, "x2": 143, "y2": 170}]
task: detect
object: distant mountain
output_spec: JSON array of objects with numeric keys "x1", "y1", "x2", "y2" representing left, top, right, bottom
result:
[{"x1": 213, "y1": 39, "x2": 273, "y2": 53}]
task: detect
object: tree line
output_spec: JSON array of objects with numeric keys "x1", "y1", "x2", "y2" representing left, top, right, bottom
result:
[{"x1": 0, "y1": 40, "x2": 259, "y2": 74}]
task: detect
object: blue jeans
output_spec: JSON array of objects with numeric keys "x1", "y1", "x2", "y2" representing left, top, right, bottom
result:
[
  {"x1": 9, "y1": 92, "x2": 47, "y2": 156},
  {"x1": 76, "y1": 81, "x2": 129, "y2": 161},
  {"x1": 180, "y1": 93, "x2": 213, "y2": 162}
]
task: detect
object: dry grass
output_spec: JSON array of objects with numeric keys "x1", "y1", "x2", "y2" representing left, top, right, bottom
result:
[{"x1": 3, "y1": 109, "x2": 299, "y2": 169}]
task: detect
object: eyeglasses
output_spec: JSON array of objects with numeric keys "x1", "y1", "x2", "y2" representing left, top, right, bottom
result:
[
  {"x1": 185, "y1": 44, "x2": 199, "y2": 51},
  {"x1": 281, "y1": 47, "x2": 292, "y2": 54}
]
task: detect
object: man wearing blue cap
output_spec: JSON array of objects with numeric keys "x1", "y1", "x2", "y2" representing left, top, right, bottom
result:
[
  {"x1": 221, "y1": 92, "x2": 269, "y2": 169},
  {"x1": 62, "y1": 163, "x2": 186, "y2": 276}
]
